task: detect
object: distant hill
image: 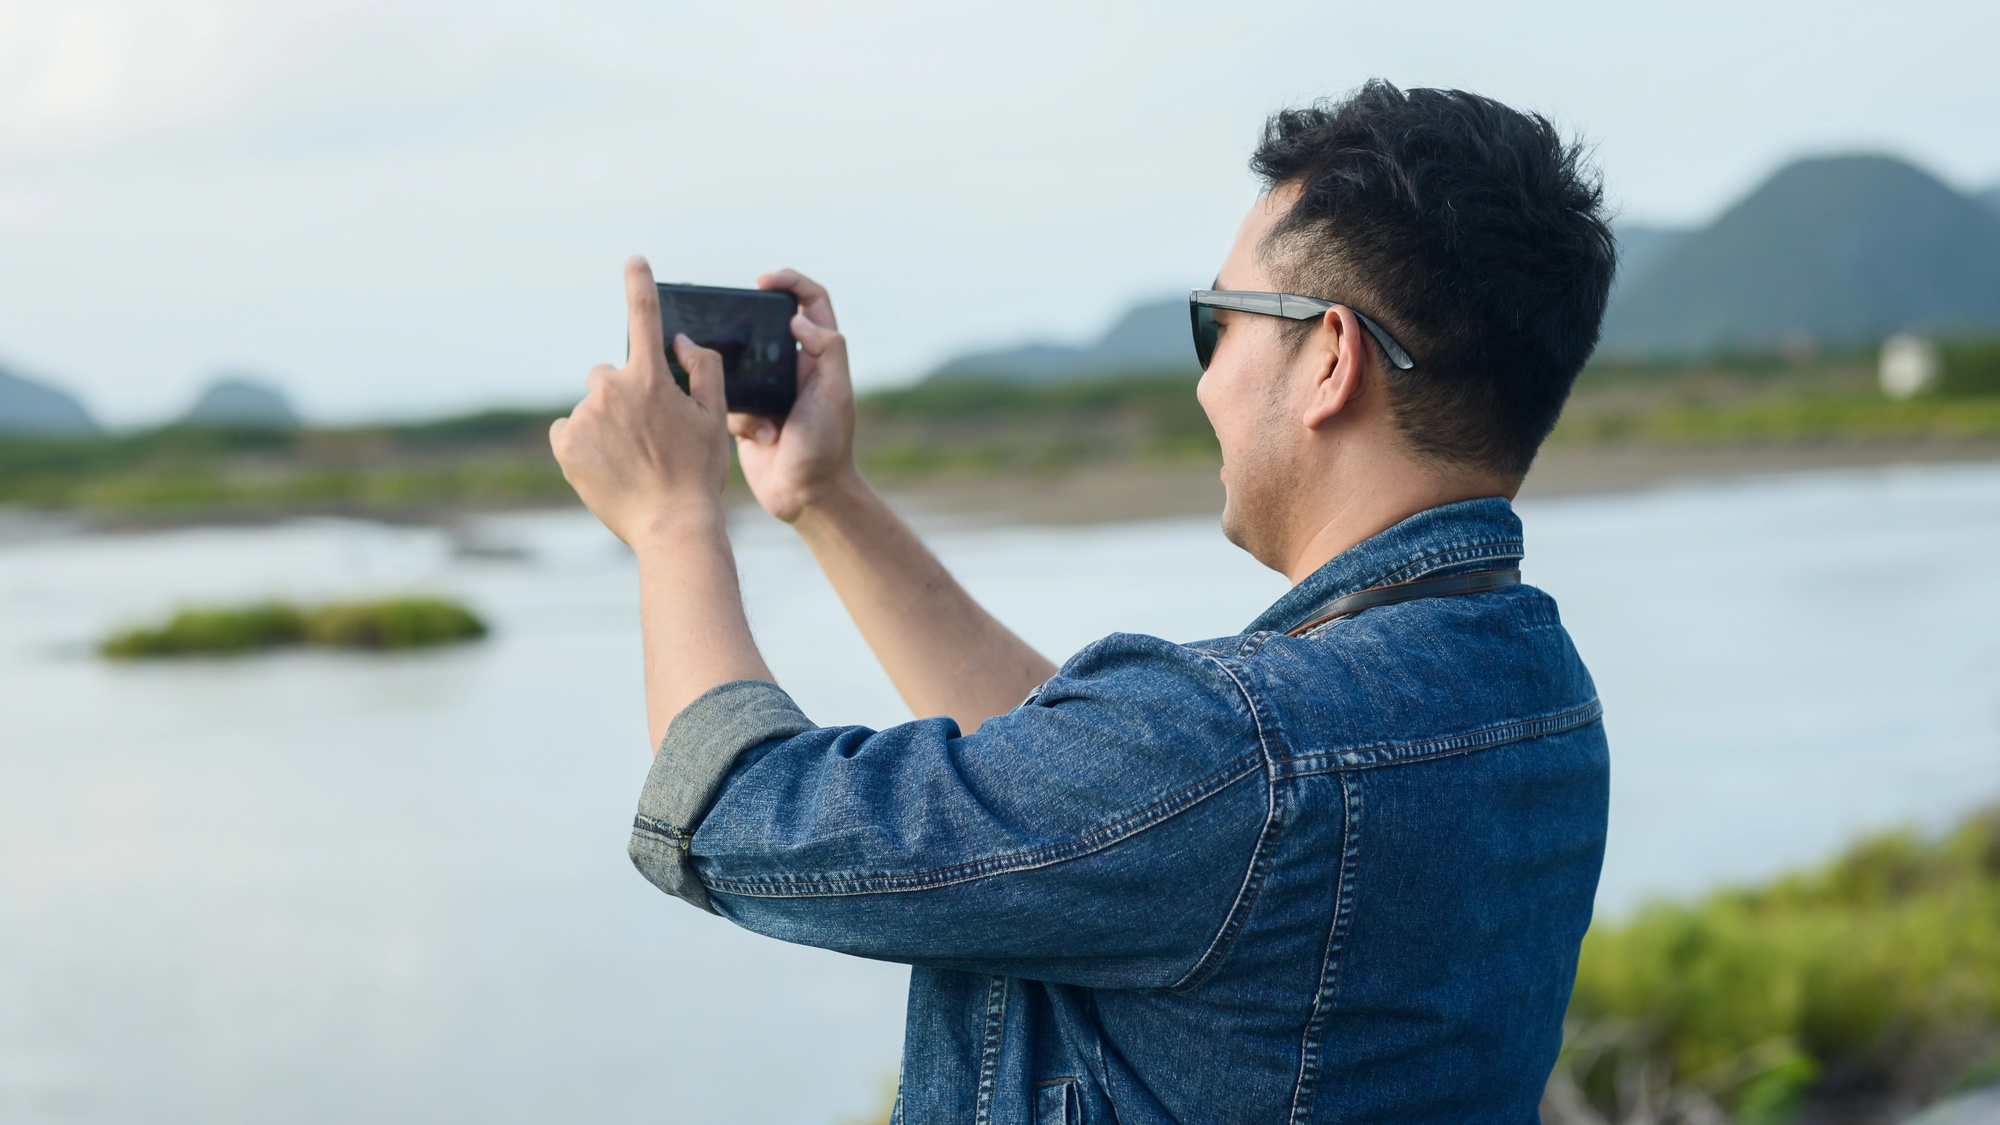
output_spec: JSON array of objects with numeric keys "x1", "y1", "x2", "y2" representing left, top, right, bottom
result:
[
  {"x1": 924, "y1": 227, "x2": 1693, "y2": 381},
  {"x1": 1599, "y1": 155, "x2": 2000, "y2": 356},
  {"x1": 0, "y1": 364, "x2": 97, "y2": 435},
  {"x1": 1613, "y1": 224, "x2": 1691, "y2": 290},
  {"x1": 181, "y1": 376, "x2": 298, "y2": 429},
  {"x1": 924, "y1": 157, "x2": 2000, "y2": 377},
  {"x1": 926, "y1": 298, "x2": 1195, "y2": 384}
]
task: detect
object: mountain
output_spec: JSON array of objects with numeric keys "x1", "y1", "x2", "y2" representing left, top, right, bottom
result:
[
  {"x1": 0, "y1": 364, "x2": 98, "y2": 435},
  {"x1": 924, "y1": 156, "x2": 2000, "y2": 377},
  {"x1": 927, "y1": 298, "x2": 1196, "y2": 383},
  {"x1": 1613, "y1": 224, "x2": 1692, "y2": 290},
  {"x1": 181, "y1": 376, "x2": 298, "y2": 428},
  {"x1": 1599, "y1": 155, "x2": 2000, "y2": 356}
]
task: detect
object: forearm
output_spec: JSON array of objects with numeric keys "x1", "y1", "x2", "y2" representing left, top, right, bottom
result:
[
  {"x1": 791, "y1": 472, "x2": 1057, "y2": 731},
  {"x1": 633, "y1": 508, "x2": 776, "y2": 751}
]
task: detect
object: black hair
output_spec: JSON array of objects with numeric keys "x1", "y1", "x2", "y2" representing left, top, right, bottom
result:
[{"x1": 1250, "y1": 80, "x2": 1615, "y2": 480}]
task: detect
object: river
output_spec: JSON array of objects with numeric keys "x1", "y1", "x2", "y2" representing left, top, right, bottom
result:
[{"x1": 3, "y1": 462, "x2": 1998, "y2": 1124}]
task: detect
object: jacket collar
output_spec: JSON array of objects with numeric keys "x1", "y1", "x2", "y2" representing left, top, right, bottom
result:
[{"x1": 1243, "y1": 496, "x2": 1526, "y2": 636}]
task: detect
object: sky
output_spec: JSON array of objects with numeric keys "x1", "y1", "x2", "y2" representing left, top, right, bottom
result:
[{"x1": 2, "y1": 0, "x2": 1998, "y2": 427}]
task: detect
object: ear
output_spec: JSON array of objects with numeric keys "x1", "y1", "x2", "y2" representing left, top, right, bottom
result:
[{"x1": 1301, "y1": 305, "x2": 1375, "y2": 431}]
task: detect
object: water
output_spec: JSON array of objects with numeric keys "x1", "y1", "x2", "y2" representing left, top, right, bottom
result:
[{"x1": 3, "y1": 463, "x2": 1998, "y2": 1124}]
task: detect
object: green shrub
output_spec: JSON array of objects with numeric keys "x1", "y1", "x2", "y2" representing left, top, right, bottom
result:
[
  {"x1": 1936, "y1": 339, "x2": 2000, "y2": 398},
  {"x1": 1550, "y1": 809, "x2": 2000, "y2": 1123},
  {"x1": 101, "y1": 597, "x2": 486, "y2": 657},
  {"x1": 1548, "y1": 392, "x2": 2000, "y2": 446},
  {"x1": 100, "y1": 602, "x2": 306, "y2": 657},
  {"x1": 304, "y1": 597, "x2": 487, "y2": 650}
]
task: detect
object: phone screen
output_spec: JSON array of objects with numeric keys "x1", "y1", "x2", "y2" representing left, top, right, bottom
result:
[{"x1": 654, "y1": 284, "x2": 799, "y2": 416}]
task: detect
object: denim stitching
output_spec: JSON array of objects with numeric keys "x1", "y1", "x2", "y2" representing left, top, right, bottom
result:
[
  {"x1": 1169, "y1": 653, "x2": 1286, "y2": 993},
  {"x1": 973, "y1": 974, "x2": 1008, "y2": 1125},
  {"x1": 703, "y1": 750, "x2": 1266, "y2": 897},
  {"x1": 1280, "y1": 698, "x2": 1603, "y2": 775},
  {"x1": 1375, "y1": 540, "x2": 1524, "y2": 586},
  {"x1": 1169, "y1": 780, "x2": 1289, "y2": 994},
  {"x1": 1288, "y1": 771, "x2": 1362, "y2": 1124},
  {"x1": 1033, "y1": 1078, "x2": 1080, "y2": 1125},
  {"x1": 631, "y1": 813, "x2": 691, "y2": 847}
]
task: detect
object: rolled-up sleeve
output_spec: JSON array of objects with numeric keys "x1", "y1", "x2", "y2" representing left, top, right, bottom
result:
[
  {"x1": 632, "y1": 634, "x2": 1275, "y2": 989},
  {"x1": 628, "y1": 679, "x2": 817, "y2": 913}
]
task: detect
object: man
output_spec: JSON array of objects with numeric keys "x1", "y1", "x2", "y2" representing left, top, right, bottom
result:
[{"x1": 551, "y1": 81, "x2": 1615, "y2": 1123}]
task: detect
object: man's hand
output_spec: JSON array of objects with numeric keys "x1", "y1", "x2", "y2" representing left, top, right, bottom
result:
[
  {"x1": 729, "y1": 269, "x2": 861, "y2": 524},
  {"x1": 551, "y1": 257, "x2": 731, "y2": 544},
  {"x1": 725, "y1": 269, "x2": 1057, "y2": 729},
  {"x1": 551, "y1": 256, "x2": 776, "y2": 749}
]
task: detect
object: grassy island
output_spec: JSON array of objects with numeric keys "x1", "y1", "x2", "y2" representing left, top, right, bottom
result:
[
  {"x1": 1547, "y1": 807, "x2": 2000, "y2": 1125},
  {"x1": 101, "y1": 596, "x2": 488, "y2": 657}
]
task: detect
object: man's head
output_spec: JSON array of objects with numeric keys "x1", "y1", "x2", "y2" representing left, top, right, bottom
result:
[{"x1": 1197, "y1": 81, "x2": 1615, "y2": 575}]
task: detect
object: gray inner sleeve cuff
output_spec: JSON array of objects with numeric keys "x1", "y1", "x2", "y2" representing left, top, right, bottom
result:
[{"x1": 628, "y1": 679, "x2": 815, "y2": 913}]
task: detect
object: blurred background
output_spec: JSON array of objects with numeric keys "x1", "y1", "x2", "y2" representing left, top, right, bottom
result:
[{"x1": 3, "y1": 2, "x2": 2000, "y2": 1123}]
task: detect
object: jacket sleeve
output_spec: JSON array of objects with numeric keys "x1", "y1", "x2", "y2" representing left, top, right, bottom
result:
[{"x1": 627, "y1": 634, "x2": 1274, "y2": 989}]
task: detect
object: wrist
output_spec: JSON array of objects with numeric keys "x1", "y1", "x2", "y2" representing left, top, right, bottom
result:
[
  {"x1": 627, "y1": 501, "x2": 729, "y2": 553},
  {"x1": 785, "y1": 465, "x2": 873, "y2": 528}
]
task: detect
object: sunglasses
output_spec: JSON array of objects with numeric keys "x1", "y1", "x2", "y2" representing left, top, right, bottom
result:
[{"x1": 1189, "y1": 290, "x2": 1416, "y2": 372}]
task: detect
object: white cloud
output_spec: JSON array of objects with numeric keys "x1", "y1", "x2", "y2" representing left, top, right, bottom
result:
[{"x1": 0, "y1": 0, "x2": 237, "y2": 150}]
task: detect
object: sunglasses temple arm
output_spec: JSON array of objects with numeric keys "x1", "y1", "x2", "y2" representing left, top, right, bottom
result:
[{"x1": 1354, "y1": 312, "x2": 1416, "y2": 370}]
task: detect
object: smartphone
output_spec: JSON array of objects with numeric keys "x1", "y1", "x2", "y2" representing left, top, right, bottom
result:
[{"x1": 653, "y1": 283, "x2": 799, "y2": 416}]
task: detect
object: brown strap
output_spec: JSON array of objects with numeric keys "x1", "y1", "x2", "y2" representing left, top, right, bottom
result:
[{"x1": 1286, "y1": 569, "x2": 1522, "y2": 637}]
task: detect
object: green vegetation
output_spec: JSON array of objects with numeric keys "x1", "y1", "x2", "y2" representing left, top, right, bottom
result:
[
  {"x1": 0, "y1": 376, "x2": 1219, "y2": 520},
  {"x1": 10, "y1": 338, "x2": 2000, "y2": 522},
  {"x1": 854, "y1": 373, "x2": 1216, "y2": 479},
  {"x1": 101, "y1": 596, "x2": 487, "y2": 657},
  {"x1": 1938, "y1": 339, "x2": 2000, "y2": 398},
  {"x1": 1551, "y1": 391, "x2": 2000, "y2": 446},
  {"x1": 1547, "y1": 808, "x2": 2000, "y2": 1124},
  {"x1": 0, "y1": 411, "x2": 571, "y2": 518},
  {"x1": 1553, "y1": 338, "x2": 2000, "y2": 448}
]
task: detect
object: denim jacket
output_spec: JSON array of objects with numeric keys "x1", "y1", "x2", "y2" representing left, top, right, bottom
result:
[{"x1": 630, "y1": 497, "x2": 1609, "y2": 1124}]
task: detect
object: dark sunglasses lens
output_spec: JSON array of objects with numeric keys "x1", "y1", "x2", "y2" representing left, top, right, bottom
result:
[{"x1": 1191, "y1": 303, "x2": 1217, "y2": 370}]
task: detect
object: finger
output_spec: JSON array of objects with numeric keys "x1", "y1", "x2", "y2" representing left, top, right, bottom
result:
[
  {"x1": 674, "y1": 333, "x2": 727, "y2": 413},
  {"x1": 790, "y1": 313, "x2": 851, "y2": 397},
  {"x1": 791, "y1": 313, "x2": 848, "y2": 363},
  {"x1": 624, "y1": 256, "x2": 664, "y2": 366},
  {"x1": 728, "y1": 412, "x2": 779, "y2": 444},
  {"x1": 791, "y1": 312, "x2": 830, "y2": 354},
  {"x1": 585, "y1": 363, "x2": 615, "y2": 396},
  {"x1": 757, "y1": 268, "x2": 836, "y2": 328},
  {"x1": 548, "y1": 416, "x2": 568, "y2": 452}
]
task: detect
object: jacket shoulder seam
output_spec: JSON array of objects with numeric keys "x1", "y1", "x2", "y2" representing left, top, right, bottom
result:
[{"x1": 1167, "y1": 652, "x2": 1286, "y2": 992}]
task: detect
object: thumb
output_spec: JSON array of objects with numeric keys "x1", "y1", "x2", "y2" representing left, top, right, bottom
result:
[{"x1": 673, "y1": 333, "x2": 727, "y2": 414}]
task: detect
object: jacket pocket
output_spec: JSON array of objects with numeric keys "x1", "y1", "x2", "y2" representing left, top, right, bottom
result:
[{"x1": 1036, "y1": 1078, "x2": 1079, "y2": 1125}]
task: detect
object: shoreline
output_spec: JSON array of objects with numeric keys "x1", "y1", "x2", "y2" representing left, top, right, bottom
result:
[
  {"x1": 877, "y1": 438, "x2": 2000, "y2": 526},
  {"x1": 4, "y1": 439, "x2": 1999, "y2": 542},
  {"x1": 1520, "y1": 438, "x2": 2000, "y2": 499}
]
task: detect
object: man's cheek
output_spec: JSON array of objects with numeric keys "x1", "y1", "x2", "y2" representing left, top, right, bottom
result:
[{"x1": 1209, "y1": 394, "x2": 1244, "y2": 461}]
